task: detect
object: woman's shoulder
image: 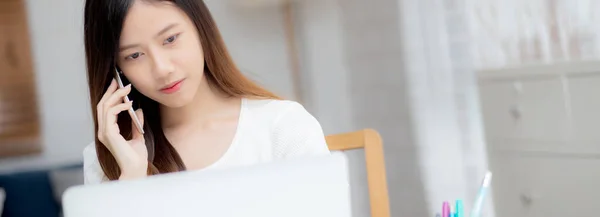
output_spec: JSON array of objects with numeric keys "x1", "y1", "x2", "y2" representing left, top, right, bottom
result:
[
  {"x1": 243, "y1": 98, "x2": 311, "y2": 121},
  {"x1": 243, "y1": 98, "x2": 330, "y2": 157},
  {"x1": 243, "y1": 98, "x2": 319, "y2": 128},
  {"x1": 243, "y1": 98, "x2": 304, "y2": 114}
]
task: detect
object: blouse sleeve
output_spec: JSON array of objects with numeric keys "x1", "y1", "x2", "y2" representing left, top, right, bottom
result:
[
  {"x1": 271, "y1": 101, "x2": 331, "y2": 158},
  {"x1": 83, "y1": 143, "x2": 108, "y2": 184}
]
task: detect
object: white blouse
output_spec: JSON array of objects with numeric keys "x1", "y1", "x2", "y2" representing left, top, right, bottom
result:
[{"x1": 83, "y1": 98, "x2": 331, "y2": 184}]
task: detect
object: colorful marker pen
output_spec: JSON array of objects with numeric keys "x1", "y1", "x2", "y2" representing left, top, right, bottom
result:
[
  {"x1": 455, "y1": 199, "x2": 464, "y2": 217},
  {"x1": 470, "y1": 171, "x2": 493, "y2": 217},
  {"x1": 442, "y1": 201, "x2": 450, "y2": 217}
]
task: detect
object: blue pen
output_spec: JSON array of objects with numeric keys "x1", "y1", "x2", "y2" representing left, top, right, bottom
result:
[{"x1": 470, "y1": 171, "x2": 492, "y2": 217}]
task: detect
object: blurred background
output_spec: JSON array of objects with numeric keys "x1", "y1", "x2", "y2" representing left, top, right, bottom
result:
[{"x1": 1, "y1": 0, "x2": 600, "y2": 216}]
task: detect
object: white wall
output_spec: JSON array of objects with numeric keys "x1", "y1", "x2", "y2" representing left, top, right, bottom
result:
[
  {"x1": 292, "y1": 0, "x2": 355, "y2": 135},
  {"x1": 207, "y1": 1, "x2": 296, "y2": 100},
  {"x1": 0, "y1": 0, "x2": 294, "y2": 173},
  {"x1": 294, "y1": 0, "x2": 430, "y2": 216}
]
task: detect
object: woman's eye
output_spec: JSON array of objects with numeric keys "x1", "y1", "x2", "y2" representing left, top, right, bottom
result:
[
  {"x1": 126, "y1": 52, "x2": 142, "y2": 60},
  {"x1": 164, "y1": 34, "x2": 180, "y2": 45}
]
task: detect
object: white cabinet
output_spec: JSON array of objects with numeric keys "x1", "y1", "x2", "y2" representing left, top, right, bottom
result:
[
  {"x1": 488, "y1": 150, "x2": 537, "y2": 217},
  {"x1": 489, "y1": 146, "x2": 600, "y2": 217},
  {"x1": 516, "y1": 78, "x2": 570, "y2": 142},
  {"x1": 479, "y1": 81, "x2": 517, "y2": 139},
  {"x1": 568, "y1": 74, "x2": 600, "y2": 142},
  {"x1": 480, "y1": 77, "x2": 570, "y2": 143},
  {"x1": 530, "y1": 156, "x2": 600, "y2": 217},
  {"x1": 478, "y1": 61, "x2": 600, "y2": 217}
]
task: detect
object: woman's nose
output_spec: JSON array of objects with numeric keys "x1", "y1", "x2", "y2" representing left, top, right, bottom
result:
[{"x1": 150, "y1": 50, "x2": 175, "y2": 77}]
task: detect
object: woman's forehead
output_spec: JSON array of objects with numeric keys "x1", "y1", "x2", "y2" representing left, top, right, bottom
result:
[{"x1": 120, "y1": 1, "x2": 188, "y2": 43}]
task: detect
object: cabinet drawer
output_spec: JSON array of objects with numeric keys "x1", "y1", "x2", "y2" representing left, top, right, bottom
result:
[
  {"x1": 489, "y1": 154, "x2": 537, "y2": 217},
  {"x1": 568, "y1": 73, "x2": 600, "y2": 141},
  {"x1": 479, "y1": 77, "x2": 569, "y2": 142},
  {"x1": 480, "y1": 81, "x2": 517, "y2": 139},
  {"x1": 490, "y1": 149, "x2": 600, "y2": 217}
]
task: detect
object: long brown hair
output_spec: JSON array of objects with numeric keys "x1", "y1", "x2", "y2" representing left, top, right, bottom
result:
[{"x1": 84, "y1": 0, "x2": 279, "y2": 180}]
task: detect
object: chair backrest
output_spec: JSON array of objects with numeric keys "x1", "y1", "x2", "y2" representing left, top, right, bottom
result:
[{"x1": 325, "y1": 129, "x2": 390, "y2": 217}]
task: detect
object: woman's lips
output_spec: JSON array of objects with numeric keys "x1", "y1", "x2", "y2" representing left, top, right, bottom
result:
[{"x1": 160, "y1": 79, "x2": 184, "y2": 94}]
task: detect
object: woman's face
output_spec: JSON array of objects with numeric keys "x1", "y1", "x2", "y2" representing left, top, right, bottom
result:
[{"x1": 117, "y1": 1, "x2": 205, "y2": 108}]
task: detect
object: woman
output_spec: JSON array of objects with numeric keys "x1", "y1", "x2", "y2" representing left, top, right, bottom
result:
[{"x1": 83, "y1": 0, "x2": 329, "y2": 184}]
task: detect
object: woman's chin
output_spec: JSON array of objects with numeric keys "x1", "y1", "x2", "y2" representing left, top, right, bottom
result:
[{"x1": 156, "y1": 94, "x2": 195, "y2": 108}]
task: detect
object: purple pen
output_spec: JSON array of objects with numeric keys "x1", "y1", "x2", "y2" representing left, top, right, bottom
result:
[{"x1": 442, "y1": 201, "x2": 450, "y2": 217}]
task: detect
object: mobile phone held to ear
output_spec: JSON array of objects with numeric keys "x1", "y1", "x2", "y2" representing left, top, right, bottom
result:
[{"x1": 114, "y1": 67, "x2": 145, "y2": 135}]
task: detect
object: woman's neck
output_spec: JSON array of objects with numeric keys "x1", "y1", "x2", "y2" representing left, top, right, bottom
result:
[{"x1": 159, "y1": 79, "x2": 236, "y2": 129}]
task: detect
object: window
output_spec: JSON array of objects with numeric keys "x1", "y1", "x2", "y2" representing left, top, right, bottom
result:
[
  {"x1": 0, "y1": 0, "x2": 41, "y2": 157},
  {"x1": 468, "y1": 0, "x2": 600, "y2": 69}
]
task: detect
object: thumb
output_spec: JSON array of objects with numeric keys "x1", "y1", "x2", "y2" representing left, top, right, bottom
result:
[{"x1": 131, "y1": 108, "x2": 145, "y2": 140}]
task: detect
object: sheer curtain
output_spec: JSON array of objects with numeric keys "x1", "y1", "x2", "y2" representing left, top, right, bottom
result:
[{"x1": 467, "y1": 0, "x2": 600, "y2": 70}]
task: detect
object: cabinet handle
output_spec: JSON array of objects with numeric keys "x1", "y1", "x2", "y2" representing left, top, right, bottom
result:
[
  {"x1": 520, "y1": 193, "x2": 533, "y2": 206},
  {"x1": 510, "y1": 81, "x2": 522, "y2": 120},
  {"x1": 509, "y1": 105, "x2": 521, "y2": 120}
]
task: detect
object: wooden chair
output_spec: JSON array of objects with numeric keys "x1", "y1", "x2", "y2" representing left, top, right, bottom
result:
[{"x1": 325, "y1": 129, "x2": 391, "y2": 217}]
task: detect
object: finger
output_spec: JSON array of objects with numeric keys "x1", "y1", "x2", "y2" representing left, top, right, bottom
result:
[
  {"x1": 104, "y1": 101, "x2": 133, "y2": 129},
  {"x1": 131, "y1": 108, "x2": 145, "y2": 140},
  {"x1": 97, "y1": 79, "x2": 118, "y2": 128},
  {"x1": 103, "y1": 84, "x2": 132, "y2": 112},
  {"x1": 98, "y1": 78, "x2": 118, "y2": 111}
]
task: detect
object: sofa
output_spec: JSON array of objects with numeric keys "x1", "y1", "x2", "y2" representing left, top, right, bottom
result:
[{"x1": 0, "y1": 164, "x2": 83, "y2": 217}]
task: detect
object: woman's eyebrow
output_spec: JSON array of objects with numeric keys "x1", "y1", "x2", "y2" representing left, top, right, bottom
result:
[
  {"x1": 119, "y1": 23, "x2": 179, "y2": 51},
  {"x1": 155, "y1": 23, "x2": 178, "y2": 38}
]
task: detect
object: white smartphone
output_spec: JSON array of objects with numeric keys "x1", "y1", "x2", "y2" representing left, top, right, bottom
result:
[{"x1": 114, "y1": 67, "x2": 145, "y2": 135}]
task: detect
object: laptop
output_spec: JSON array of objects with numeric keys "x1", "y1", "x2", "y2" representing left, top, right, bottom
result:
[{"x1": 62, "y1": 152, "x2": 352, "y2": 217}]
